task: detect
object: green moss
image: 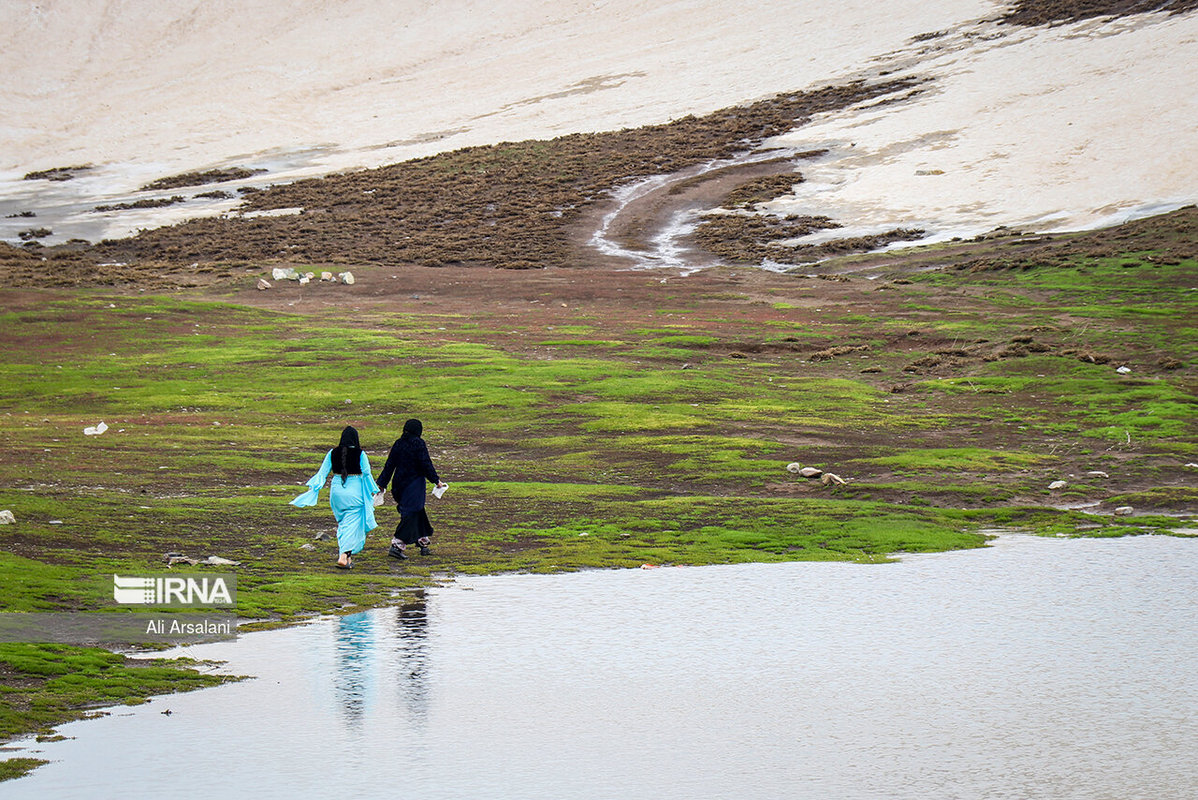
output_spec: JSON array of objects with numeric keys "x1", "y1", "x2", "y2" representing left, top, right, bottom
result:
[
  {"x1": 0, "y1": 757, "x2": 48, "y2": 782},
  {"x1": 1105, "y1": 486, "x2": 1198, "y2": 509},
  {"x1": 0, "y1": 642, "x2": 237, "y2": 748},
  {"x1": 859, "y1": 448, "x2": 1046, "y2": 473}
]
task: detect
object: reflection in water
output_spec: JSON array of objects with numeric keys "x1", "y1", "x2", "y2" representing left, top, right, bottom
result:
[
  {"x1": 333, "y1": 611, "x2": 374, "y2": 724},
  {"x1": 394, "y1": 592, "x2": 431, "y2": 728},
  {"x1": 331, "y1": 594, "x2": 430, "y2": 732}
]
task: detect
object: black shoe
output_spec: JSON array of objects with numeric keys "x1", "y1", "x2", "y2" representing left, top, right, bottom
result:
[
  {"x1": 388, "y1": 545, "x2": 407, "y2": 560},
  {"x1": 419, "y1": 545, "x2": 431, "y2": 556}
]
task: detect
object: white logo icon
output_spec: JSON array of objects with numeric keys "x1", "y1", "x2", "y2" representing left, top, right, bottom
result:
[
  {"x1": 113, "y1": 574, "x2": 157, "y2": 604},
  {"x1": 112, "y1": 575, "x2": 234, "y2": 606}
]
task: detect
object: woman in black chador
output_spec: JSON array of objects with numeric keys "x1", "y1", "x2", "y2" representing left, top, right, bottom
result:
[{"x1": 376, "y1": 419, "x2": 446, "y2": 559}]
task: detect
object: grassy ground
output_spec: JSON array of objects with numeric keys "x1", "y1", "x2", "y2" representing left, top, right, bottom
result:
[
  {"x1": 0, "y1": 643, "x2": 235, "y2": 744},
  {"x1": 1, "y1": 242, "x2": 1191, "y2": 604}
]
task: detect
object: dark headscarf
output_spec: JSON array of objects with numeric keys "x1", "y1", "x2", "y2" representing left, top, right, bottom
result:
[
  {"x1": 331, "y1": 425, "x2": 363, "y2": 484},
  {"x1": 401, "y1": 418, "x2": 423, "y2": 438}
]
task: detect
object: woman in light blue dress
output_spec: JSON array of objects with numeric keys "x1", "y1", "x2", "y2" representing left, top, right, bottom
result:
[{"x1": 290, "y1": 426, "x2": 380, "y2": 569}]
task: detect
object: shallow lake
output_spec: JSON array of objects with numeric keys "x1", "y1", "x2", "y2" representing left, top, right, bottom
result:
[{"x1": 7, "y1": 533, "x2": 1197, "y2": 799}]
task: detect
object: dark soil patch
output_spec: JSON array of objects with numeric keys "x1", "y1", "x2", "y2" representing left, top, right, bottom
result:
[
  {"x1": 722, "y1": 172, "x2": 810, "y2": 208},
  {"x1": 22, "y1": 165, "x2": 93, "y2": 182},
  {"x1": 141, "y1": 167, "x2": 267, "y2": 192},
  {"x1": 1000, "y1": 0, "x2": 1198, "y2": 25},
  {"x1": 93, "y1": 196, "x2": 186, "y2": 213}
]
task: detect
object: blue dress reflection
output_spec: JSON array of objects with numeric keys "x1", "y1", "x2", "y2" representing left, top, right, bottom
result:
[{"x1": 334, "y1": 611, "x2": 374, "y2": 723}]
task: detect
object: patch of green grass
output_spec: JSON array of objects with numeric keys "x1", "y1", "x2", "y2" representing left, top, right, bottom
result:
[
  {"x1": 494, "y1": 496, "x2": 992, "y2": 568},
  {"x1": 860, "y1": 448, "x2": 1046, "y2": 473},
  {"x1": 1105, "y1": 486, "x2": 1198, "y2": 509},
  {"x1": 0, "y1": 642, "x2": 237, "y2": 747},
  {"x1": 0, "y1": 757, "x2": 48, "y2": 782}
]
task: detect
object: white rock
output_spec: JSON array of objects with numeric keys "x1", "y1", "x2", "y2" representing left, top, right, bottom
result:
[
  {"x1": 1087, "y1": 471, "x2": 1109, "y2": 479},
  {"x1": 786, "y1": 462, "x2": 803, "y2": 474},
  {"x1": 256, "y1": 278, "x2": 272, "y2": 290},
  {"x1": 800, "y1": 467, "x2": 823, "y2": 478},
  {"x1": 83, "y1": 421, "x2": 108, "y2": 436},
  {"x1": 821, "y1": 472, "x2": 846, "y2": 485},
  {"x1": 320, "y1": 271, "x2": 334, "y2": 281},
  {"x1": 0, "y1": 510, "x2": 15, "y2": 524},
  {"x1": 299, "y1": 543, "x2": 316, "y2": 550},
  {"x1": 298, "y1": 276, "x2": 310, "y2": 285},
  {"x1": 1116, "y1": 366, "x2": 1132, "y2": 374},
  {"x1": 339, "y1": 271, "x2": 355, "y2": 285},
  {"x1": 271, "y1": 267, "x2": 289, "y2": 280},
  {"x1": 1048, "y1": 480, "x2": 1068, "y2": 490},
  {"x1": 304, "y1": 272, "x2": 315, "y2": 280},
  {"x1": 1114, "y1": 506, "x2": 1134, "y2": 516},
  {"x1": 202, "y1": 555, "x2": 241, "y2": 566}
]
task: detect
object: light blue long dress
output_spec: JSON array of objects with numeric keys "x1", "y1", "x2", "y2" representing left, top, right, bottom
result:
[{"x1": 290, "y1": 450, "x2": 380, "y2": 554}]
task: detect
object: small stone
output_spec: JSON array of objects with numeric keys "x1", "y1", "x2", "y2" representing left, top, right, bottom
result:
[
  {"x1": 338, "y1": 271, "x2": 355, "y2": 285},
  {"x1": 299, "y1": 543, "x2": 316, "y2": 550},
  {"x1": 821, "y1": 472, "x2": 845, "y2": 485},
  {"x1": 1087, "y1": 471, "x2": 1109, "y2": 479},
  {"x1": 0, "y1": 510, "x2": 15, "y2": 524},
  {"x1": 202, "y1": 555, "x2": 241, "y2": 566},
  {"x1": 786, "y1": 462, "x2": 803, "y2": 474},
  {"x1": 1049, "y1": 480, "x2": 1068, "y2": 490},
  {"x1": 314, "y1": 531, "x2": 332, "y2": 541},
  {"x1": 800, "y1": 467, "x2": 823, "y2": 478},
  {"x1": 256, "y1": 278, "x2": 272, "y2": 290},
  {"x1": 298, "y1": 276, "x2": 310, "y2": 285},
  {"x1": 1116, "y1": 366, "x2": 1131, "y2": 374},
  {"x1": 1114, "y1": 506, "x2": 1134, "y2": 516},
  {"x1": 320, "y1": 272, "x2": 334, "y2": 281}
]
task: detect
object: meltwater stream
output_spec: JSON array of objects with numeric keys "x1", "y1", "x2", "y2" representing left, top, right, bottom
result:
[{"x1": 7, "y1": 533, "x2": 1197, "y2": 799}]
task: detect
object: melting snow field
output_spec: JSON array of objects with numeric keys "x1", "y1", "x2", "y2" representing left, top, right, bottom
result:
[{"x1": 0, "y1": 0, "x2": 1196, "y2": 246}]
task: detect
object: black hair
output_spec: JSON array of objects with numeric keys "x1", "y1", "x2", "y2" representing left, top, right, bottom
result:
[{"x1": 331, "y1": 425, "x2": 363, "y2": 484}]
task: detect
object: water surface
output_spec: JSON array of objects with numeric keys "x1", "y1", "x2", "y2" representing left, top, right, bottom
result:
[{"x1": 7, "y1": 534, "x2": 1196, "y2": 799}]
